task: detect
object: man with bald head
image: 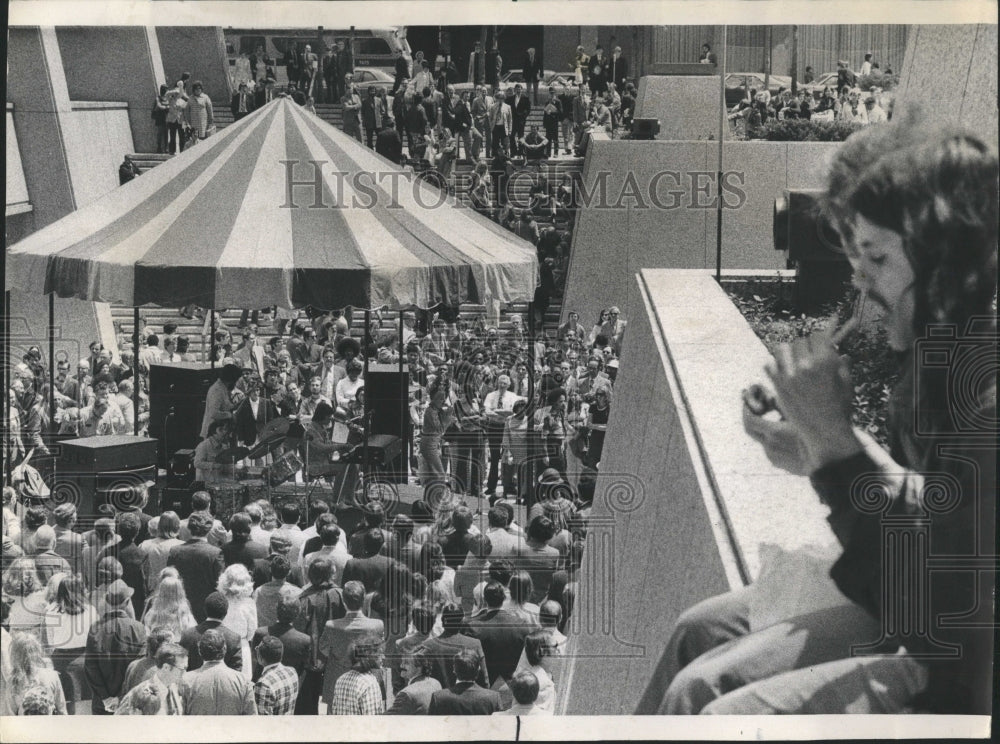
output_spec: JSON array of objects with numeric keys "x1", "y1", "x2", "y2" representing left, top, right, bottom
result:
[{"x1": 483, "y1": 374, "x2": 521, "y2": 500}]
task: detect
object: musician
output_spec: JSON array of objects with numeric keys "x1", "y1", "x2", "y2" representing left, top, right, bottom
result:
[
  {"x1": 449, "y1": 360, "x2": 487, "y2": 500},
  {"x1": 200, "y1": 364, "x2": 242, "y2": 439},
  {"x1": 261, "y1": 368, "x2": 287, "y2": 409},
  {"x1": 300, "y1": 402, "x2": 345, "y2": 474},
  {"x1": 194, "y1": 419, "x2": 237, "y2": 482}
]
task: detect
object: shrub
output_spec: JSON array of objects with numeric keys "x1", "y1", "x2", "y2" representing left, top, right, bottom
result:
[
  {"x1": 749, "y1": 118, "x2": 864, "y2": 142},
  {"x1": 856, "y1": 71, "x2": 900, "y2": 92},
  {"x1": 726, "y1": 277, "x2": 900, "y2": 446}
]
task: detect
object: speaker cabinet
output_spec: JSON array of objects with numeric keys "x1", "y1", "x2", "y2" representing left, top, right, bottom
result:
[
  {"x1": 363, "y1": 364, "x2": 411, "y2": 483},
  {"x1": 149, "y1": 363, "x2": 221, "y2": 468}
]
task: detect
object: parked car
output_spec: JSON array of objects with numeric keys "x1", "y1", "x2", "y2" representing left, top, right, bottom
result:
[
  {"x1": 801, "y1": 71, "x2": 843, "y2": 93},
  {"x1": 351, "y1": 66, "x2": 397, "y2": 95},
  {"x1": 724, "y1": 72, "x2": 793, "y2": 106}
]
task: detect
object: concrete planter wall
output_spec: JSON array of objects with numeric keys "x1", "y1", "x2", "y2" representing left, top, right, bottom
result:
[
  {"x1": 559, "y1": 138, "x2": 841, "y2": 329},
  {"x1": 558, "y1": 269, "x2": 841, "y2": 715}
]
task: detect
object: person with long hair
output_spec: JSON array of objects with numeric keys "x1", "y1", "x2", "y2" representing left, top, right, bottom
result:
[
  {"x1": 638, "y1": 118, "x2": 997, "y2": 715},
  {"x1": 142, "y1": 575, "x2": 197, "y2": 639},
  {"x1": 217, "y1": 563, "x2": 258, "y2": 681},
  {"x1": 520, "y1": 630, "x2": 557, "y2": 712},
  {"x1": 139, "y1": 511, "x2": 183, "y2": 594},
  {"x1": 0, "y1": 632, "x2": 67, "y2": 715},
  {"x1": 40, "y1": 574, "x2": 96, "y2": 713}
]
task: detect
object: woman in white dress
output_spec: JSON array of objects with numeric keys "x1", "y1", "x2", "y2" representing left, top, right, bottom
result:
[
  {"x1": 217, "y1": 564, "x2": 258, "y2": 681},
  {"x1": 187, "y1": 80, "x2": 215, "y2": 142}
]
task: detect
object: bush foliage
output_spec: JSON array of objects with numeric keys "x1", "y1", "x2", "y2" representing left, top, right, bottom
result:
[
  {"x1": 726, "y1": 277, "x2": 900, "y2": 446},
  {"x1": 749, "y1": 118, "x2": 864, "y2": 142}
]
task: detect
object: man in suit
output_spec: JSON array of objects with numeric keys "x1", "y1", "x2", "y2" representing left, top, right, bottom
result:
[
  {"x1": 252, "y1": 533, "x2": 304, "y2": 589},
  {"x1": 599, "y1": 305, "x2": 627, "y2": 355},
  {"x1": 28, "y1": 525, "x2": 72, "y2": 584},
  {"x1": 467, "y1": 581, "x2": 536, "y2": 687},
  {"x1": 509, "y1": 84, "x2": 531, "y2": 155},
  {"x1": 317, "y1": 580, "x2": 384, "y2": 714},
  {"x1": 182, "y1": 629, "x2": 257, "y2": 714},
  {"x1": 230, "y1": 82, "x2": 255, "y2": 121},
  {"x1": 168, "y1": 512, "x2": 226, "y2": 622},
  {"x1": 385, "y1": 650, "x2": 442, "y2": 714},
  {"x1": 609, "y1": 46, "x2": 629, "y2": 93},
  {"x1": 522, "y1": 47, "x2": 542, "y2": 106},
  {"x1": 322, "y1": 46, "x2": 340, "y2": 104},
  {"x1": 252, "y1": 598, "x2": 311, "y2": 679},
  {"x1": 253, "y1": 635, "x2": 299, "y2": 715},
  {"x1": 418, "y1": 603, "x2": 489, "y2": 689},
  {"x1": 375, "y1": 118, "x2": 403, "y2": 164},
  {"x1": 222, "y1": 513, "x2": 268, "y2": 571},
  {"x1": 467, "y1": 40, "x2": 486, "y2": 87},
  {"x1": 588, "y1": 45, "x2": 608, "y2": 96},
  {"x1": 178, "y1": 491, "x2": 229, "y2": 547},
  {"x1": 341, "y1": 528, "x2": 398, "y2": 593},
  {"x1": 428, "y1": 649, "x2": 503, "y2": 715},
  {"x1": 234, "y1": 327, "x2": 267, "y2": 379},
  {"x1": 392, "y1": 47, "x2": 409, "y2": 96},
  {"x1": 180, "y1": 591, "x2": 244, "y2": 672},
  {"x1": 293, "y1": 558, "x2": 346, "y2": 714},
  {"x1": 488, "y1": 86, "x2": 512, "y2": 158},
  {"x1": 361, "y1": 86, "x2": 385, "y2": 149}
]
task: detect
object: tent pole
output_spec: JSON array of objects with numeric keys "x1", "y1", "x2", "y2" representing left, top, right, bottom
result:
[
  {"x1": 398, "y1": 311, "x2": 406, "y2": 483},
  {"x1": 526, "y1": 300, "x2": 535, "y2": 507},
  {"x1": 4, "y1": 291, "x2": 11, "y2": 486},
  {"x1": 133, "y1": 307, "x2": 140, "y2": 435},
  {"x1": 362, "y1": 308, "x2": 371, "y2": 501},
  {"x1": 48, "y1": 294, "x2": 56, "y2": 429},
  {"x1": 210, "y1": 309, "x2": 216, "y2": 370}
]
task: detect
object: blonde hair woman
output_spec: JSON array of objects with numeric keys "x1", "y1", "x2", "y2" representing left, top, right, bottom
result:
[
  {"x1": 217, "y1": 564, "x2": 258, "y2": 680},
  {"x1": 142, "y1": 575, "x2": 197, "y2": 638}
]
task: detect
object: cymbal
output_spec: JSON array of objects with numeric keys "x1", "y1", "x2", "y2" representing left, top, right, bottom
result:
[
  {"x1": 258, "y1": 416, "x2": 293, "y2": 442},
  {"x1": 245, "y1": 437, "x2": 285, "y2": 461}
]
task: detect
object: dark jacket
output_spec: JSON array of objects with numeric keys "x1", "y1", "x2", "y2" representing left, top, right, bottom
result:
[
  {"x1": 467, "y1": 608, "x2": 536, "y2": 684},
  {"x1": 233, "y1": 395, "x2": 280, "y2": 448},
  {"x1": 252, "y1": 621, "x2": 311, "y2": 677},
  {"x1": 222, "y1": 537, "x2": 269, "y2": 571},
  {"x1": 84, "y1": 608, "x2": 146, "y2": 712},
  {"x1": 230, "y1": 90, "x2": 255, "y2": 117},
  {"x1": 405, "y1": 102, "x2": 428, "y2": 134},
  {"x1": 376, "y1": 128, "x2": 403, "y2": 164},
  {"x1": 341, "y1": 554, "x2": 399, "y2": 593},
  {"x1": 608, "y1": 55, "x2": 629, "y2": 90},
  {"x1": 428, "y1": 681, "x2": 502, "y2": 715},
  {"x1": 97, "y1": 541, "x2": 148, "y2": 618},
  {"x1": 522, "y1": 52, "x2": 542, "y2": 82},
  {"x1": 167, "y1": 539, "x2": 225, "y2": 622},
  {"x1": 293, "y1": 584, "x2": 347, "y2": 673},
  {"x1": 510, "y1": 94, "x2": 531, "y2": 124},
  {"x1": 418, "y1": 632, "x2": 490, "y2": 689},
  {"x1": 180, "y1": 618, "x2": 244, "y2": 672}
]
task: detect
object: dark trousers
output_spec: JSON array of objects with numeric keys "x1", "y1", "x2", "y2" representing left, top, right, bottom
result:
[
  {"x1": 167, "y1": 121, "x2": 185, "y2": 154},
  {"x1": 511, "y1": 120, "x2": 527, "y2": 154},
  {"x1": 484, "y1": 423, "x2": 505, "y2": 495},
  {"x1": 449, "y1": 432, "x2": 485, "y2": 498},
  {"x1": 491, "y1": 125, "x2": 507, "y2": 157},
  {"x1": 324, "y1": 77, "x2": 337, "y2": 103},
  {"x1": 295, "y1": 669, "x2": 324, "y2": 714},
  {"x1": 155, "y1": 123, "x2": 168, "y2": 153},
  {"x1": 365, "y1": 126, "x2": 376, "y2": 149},
  {"x1": 545, "y1": 127, "x2": 559, "y2": 157}
]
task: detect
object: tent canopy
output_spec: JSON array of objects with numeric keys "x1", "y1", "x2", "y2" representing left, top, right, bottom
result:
[{"x1": 6, "y1": 97, "x2": 537, "y2": 312}]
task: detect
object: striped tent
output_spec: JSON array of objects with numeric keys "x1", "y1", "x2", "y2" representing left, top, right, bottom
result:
[{"x1": 6, "y1": 97, "x2": 537, "y2": 311}]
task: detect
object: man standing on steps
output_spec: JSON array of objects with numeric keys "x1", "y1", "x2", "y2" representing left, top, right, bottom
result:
[
  {"x1": 468, "y1": 40, "x2": 486, "y2": 88},
  {"x1": 609, "y1": 46, "x2": 629, "y2": 94},
  {"x1": 322, "y1": 46, "x2": 339, "y2": 104},
  {"x1": 489, "y1": 87, "x2": 512, "y2": 159},
  {"x1": 341, "y1": 82, "x2": 363, "y2": 142},
  {"x1": 509, "y1": 84, "x2": 531, "y2": 156},
  {"x1": 230, "y1": 82, "x2": 255, "y2": 121},
  {"x1": 522, "y1": 47, "x2": 542, "y2": 107}
]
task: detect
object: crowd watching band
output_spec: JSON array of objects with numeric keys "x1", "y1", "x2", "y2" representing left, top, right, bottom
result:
[{"x1": 4, "y1": 44, "x2": 995, "y2": 719}]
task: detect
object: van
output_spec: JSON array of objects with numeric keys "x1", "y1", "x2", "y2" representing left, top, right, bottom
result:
[{"x1": 224, "y1": 27, "x2": 410, "y2": 88}]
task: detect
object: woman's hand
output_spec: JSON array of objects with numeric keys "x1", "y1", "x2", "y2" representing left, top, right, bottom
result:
[
  {"x1": 742, "y1": 406, "x2": 812, "y2": 476},
  {"x1": 764, "y1": 319, "x2": 863, "y2": 470}
]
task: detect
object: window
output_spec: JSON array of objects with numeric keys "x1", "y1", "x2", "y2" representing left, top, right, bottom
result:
[
  {"x1": 355, "y1": 38, "x2": 392, "y2": 56},
  {"x1": 356, "y1": 70, "x2": 373, "y2": 82}
]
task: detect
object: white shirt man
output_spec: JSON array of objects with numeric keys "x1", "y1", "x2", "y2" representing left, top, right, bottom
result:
[
  {"x1": 317, "y1": 352, "x2": 346, "y2": 401},
  {"x1": 79, "y1": 378, "x2": 129, "y2": 437},
  {"x1": 483, "y1": 376, "x2": 521, "y2": 428}
]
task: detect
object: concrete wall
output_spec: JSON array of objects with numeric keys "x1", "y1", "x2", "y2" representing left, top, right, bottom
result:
[
  {"x1": 56, "y1": 27, "x2": 162, "y2": 154},
  {"x1": 635, "y1": 76, "x2": 720, "y2": 141},
  {"x1": 7, "y1": 27, "x2": 78, "y2": 231},
  {"x1": 559, "y1": 270, "x2": 841, "y2": 715},
  {"x1": 63, "y1": 104, "x2": 135, "y2": 210},
  {"x1": 895, "y1": 24, "x2": 998, "y2": 144},
  {"x1": 6, "y1": 108, "x2": 31, "y2": 214},
  {"x1": 156, "y1": 26, "x2": 232, "y2": 105},
  {"x1": 561, "y1": 137, "x2": 839, "y2": 326}
]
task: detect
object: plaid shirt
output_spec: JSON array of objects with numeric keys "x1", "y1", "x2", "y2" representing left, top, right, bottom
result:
[
  {"x1": 254, "y1": 663, "x2": 299, "y2": 715},
  {"x1": 329, "y1": 670, "x2": 384, "y2": 715}
]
